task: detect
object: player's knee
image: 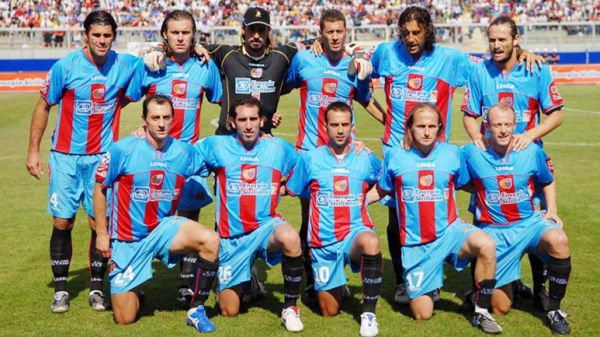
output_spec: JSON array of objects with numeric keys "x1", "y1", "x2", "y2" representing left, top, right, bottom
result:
[
  {"x1": 412, "y1": 307, "x2": 433, "y2": 321},
  {"x1": 53, "y1": 218, "x2": 73, "y2": 230},
  {"x1": 544, "y1": 229, "x2": 570, "y2": 256},
  {"x1": 492, "y1": 302, "x2": 511, "y2": 316},
  {"x1": 318, "y1": 299, "x2": 340, "y2": 317},
  {"x1": 202, "y1": 231, "x2": 220, "y2": 255},
  {"x1": 476, "y1": 236, "x2": 496, "y2": 261},
  {"x1": 113, "y1": 310, "x2": 137, "y2": 325},
  {"x1": 359, "y1": 233, "x2": 380, "y2": 254},
  {"x1": 219, "y1": 301, "x2": 240, "y2": 317},
  {"x1": 278, "y1": 227, "x2": 301, "y2": 250},
  {"x1": 491, "y1": 293, "x2": 512, "y2": 316}
]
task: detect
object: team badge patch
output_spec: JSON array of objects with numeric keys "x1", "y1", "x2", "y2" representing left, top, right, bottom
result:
[
  {"x1": 419, "y1": 175, "x2": 433, "y2": 187},
  {"x1": 243, "y1": 168, "x2": 256, "y2": 180},
  {"x1": 173, "y1": 82, "x2": 187, "y2": 95},
  {"x1": 500, "y1": 96, "x2": 513, "y2": 106},
  {"x1": 550, "y1": 82, "x2": 562, "y2": 102},
  {"x1": 407, "y1": 77, "x2": 422, "y2": 90},
  {"x1": 40, "y1": 70, "x2": 51, "y2": 96},
  {"x1": 151, "y1": 173, "x2": 164, "y2": 186},
  {"x1": 499, "y1": 177, "x2": 513, "y2": 190},
  {"x1": 250, "y1": 68, "x2": 263, "y2": 78},
  {"x1": 324, "y1": 82, "x2": 337, "y2": 94},
  {"x1": 92, "y1": 87, "x2": 105, "y2": 100},
  {"x1": 334, "y1": 180, "x2": 348, "y2": 192}
]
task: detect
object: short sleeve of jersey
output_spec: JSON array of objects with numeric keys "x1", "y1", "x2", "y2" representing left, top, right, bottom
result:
[
  {"x1": 455, "y1": 147, "x2": 471, "y2": 188},
  {"x1": 41, "y1": 60, "x2": 67, "y2": 106},
  {"x1": 285, "y1": 153, "x2": 309, "y2": 197},
  {"x1": 461, "y1": 63, "x2": 484, "y2": 118},
  {"x1": 377, "y1": 149, "x2": 395, "y2": 192},
  {"x1": 370, "y1": 43, "x2": 386, "y2": 79},
  {"x1": 205, "y1": 60, "x2": 223, "y2": 103},
  {"x1": 194, "y1": 136, "x2": 220, "y2": 173},
  {"x1": 124, "y1": 60, "x2": 147, "y2": 102},
  {"x1": 276, "y1": 43, "x2": 299, "y2": 62},
  {"x1": 280, "y1": 139, "x2": 300, "y2": 176},
  {"x1": 453, "y1": 50, "x2": 476, "y2": 88},
  {"x1": 355, "y1": 78, "x2": 371, "y2": 103},
  {"x1": 96, "y1": 140, "x2": 129, "y2": 187},
  {"x1": 285, "y1": 52, "x2": 302, "y2": 88},
  {"x1": 207, "y1": 44, "x2": 234, "y2": 69},
  {"x1": 538, "y1": 65, "x2": 564, "y2": 114},
  {"x1": 533, "y1": 145, "x2": 554, "y2": 185},
  {"x1": 367, "y1": 152, "x2": 382, "y2": 185}
]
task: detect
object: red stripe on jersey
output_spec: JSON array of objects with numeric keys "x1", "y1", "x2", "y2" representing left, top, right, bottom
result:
[
  {"x1": 309, "y1": 180, "x2": 322, "y2": 247},
  {"x1": 168, "y1": 175, "x2": 186, "y2": 214},
  {"x1": 394, "y1": 176, "x2": 407, "y2": 245},
  {"x1": 87, "y1": 84, "x2": 106, "y2": 154},
  {"x1": 418, "y1": 170, "x2": 437, "y2": 244},
  {"x1": 525, "y1": 97, "x2": 539, "y2": 132},
  {"x1": 360, "y1": 182, "x2": 374, "y2": 229},
  {"x1": 147, "y1": 84, "x2": 157, "y2": 97},
  {"x1": 192, "y1": 88, "x2": 205, "y2": 144},
  {"x1": 270, "y1": 169, "x2": 282, "y2": 215},
  {"x1": 333, "y1": 175, "x2": 351, "y2": 241},
  {"x1": 111, "y1": 88, "x2": 125, "y2": 142},
  {"x1": 527, "y1": 176, "x2": 535, "y2": 211},
  {"x1": 435, "y1": 79, "x2": 450, "y2": 141},
  {"x1": 116, "y1": 174, "x2": 134, "y2": 241},
  {"x1": 296, "y1": 82, "x2": 308, "y2": 149},
  {"x1": 144, "y1": 170, "x2": 164, "y2": 233},
  {"x1": 317, "y1": 78, "x2": 339, "y2": 147},
  {"x1": 170, "y1": 80, "x2": 187, "y2": 139},
  {"x1": 447, "y1": 174, "x2": 457, "y2": 224},
  {"x1": 216, "y1": 167, "x2": 229, "y2": 237},
  {"x1": 497, "y1": 174, "x2": 521, "y2": 222},
  {"x1": 383, "y1": 76, "x2": 393, "y2": 144},
  {"x1": 55, "y1": 89, "x2": 75, "y2": 153},
  {"x1": 473, "y1": 178, "x2": 494, "y2": 223},
  {"x1": 240, "y1": 164, "x2": 258, "y2": 233}
]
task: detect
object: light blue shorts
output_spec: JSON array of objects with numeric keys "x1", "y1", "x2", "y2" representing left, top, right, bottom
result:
[
  {"x1": 402, "y1": 219, "x2": 479, "y2": 299},
  {"x1": 109, "y1": 215, "x2": 186, "y2": 294},
  {"x1": 177, "y1": 175, "x2": 213, "y2": 211}
]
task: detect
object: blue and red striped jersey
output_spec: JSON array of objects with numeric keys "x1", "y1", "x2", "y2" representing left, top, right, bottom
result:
[
  {"x1": 462, "y1": 143, "x2": 554, "y2": 225},
  {"x1": 41, "y1": 49, "x2": 141, "y2": 154},
  {"x1": 286, "y1": 145, "x2": 380, "y2": 248},
  {"x1": 461, "y1": 61, "x2": 563, "y2": 146},
  {"x1": 194, "y1": 135, "x2": 298, "y2": 238},
  {"x1": 95, "y1": 136, "x2": 196, "y2": 242},
  {"x1": 126, "y1": 57, "x2": 222, "y2": 144},
  {"x1": 285, "y1": 50, "x2": 371, "y2": 151},
  {"x1": 378, "y1": 142, "x2": 469, "y2": 246},
  {"x1": 371, "y1": 42, "x2": 476, "y2": 146}
]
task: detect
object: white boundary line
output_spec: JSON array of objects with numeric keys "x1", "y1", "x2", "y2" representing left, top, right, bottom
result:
[{"x1": 564, "y1": 107, "x2": 600, "y2": 116}]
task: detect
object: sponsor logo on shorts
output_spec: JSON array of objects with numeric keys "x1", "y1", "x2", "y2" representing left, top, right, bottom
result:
[{"x1": 235, "y1": 78, "x2": 275, "y2": 94}]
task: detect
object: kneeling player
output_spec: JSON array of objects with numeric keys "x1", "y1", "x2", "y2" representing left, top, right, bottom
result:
[
  {"x1": 286, "y1": 102, "x2": 382, "y2": 337},
  {"x1": 94, "y1": 95, "x2": 219, "y2": 332},
  {"x1": 374, "y1": 103, "x2": 501, "y2": 334},
  {"x1": 194, "y1": 97, "x2": 304, "y2": 332},
  {"x1": 463, "y1": 103, "x2": 571, "y2": 335}
]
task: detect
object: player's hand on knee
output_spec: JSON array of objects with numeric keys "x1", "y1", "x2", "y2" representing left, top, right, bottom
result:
[
  {"x1": 96, "y1": 233, "x2": 112, "y2": 258},
  {"x1": 543, "y1": 211, "x2": 563, "y2": 228},
  {"x1": 143, "y1": 46, "x2": 166, "y2": 72},
  {"x1": 26, "y1": 151, "x2": 43, "y2": 180},
  {"x1": 346, "y1": 43, "x2": 373, "y2": 80}
]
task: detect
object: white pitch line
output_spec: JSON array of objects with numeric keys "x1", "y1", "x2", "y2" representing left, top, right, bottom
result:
[{"x1": 564, "y1": 107, "x2": 600, "y2": 116}]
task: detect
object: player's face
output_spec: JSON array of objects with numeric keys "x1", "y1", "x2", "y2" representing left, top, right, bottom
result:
[
  {"x1": 144, "y1": 102, "x2": 173, "y2": 145},
  {"x1": 163, "y1": 18, "x2": 194, "y2": 58},
  {"x1": 409, "y1": 108, "x2": 440, "y2": 151},
  {"x1": 243, "y1": 24, "x2": 269, "y2": 52},
  {"x1": 326, "y1": 109, "x2": 353, "y2": 150},
  {"x1": 321, "y1": 20, "x2": 346, "y2": 55},
  {"x1": 488, "y1": 24, "x2": 519, "y2": 65},
  {"x1": 400, "y1": 20, "x2": 426, "y2": 58},
  {"x1": 486, "y1": 107, "x2": 516, "y2": 151},
  {"x1": 231, "y1": 105, "x2": 264, "y2": 148},
  {"x1": 84, "y1": 24, "x2": 115, "y2": 61}
]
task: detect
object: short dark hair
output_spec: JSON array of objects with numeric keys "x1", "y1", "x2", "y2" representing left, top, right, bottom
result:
[
  {"x1": 319, "y1": 9, "x2": 346, "y2": 31},
  {"x1": 324, "y1": 101, "x2": 353, "y2": 123},
  {"x1": 403, "y1": 102, "x2": 444, "y2": 148},
  {"x1": 142, "y1": 94, "x2": 173, "y2": 118},
  {"x1": 488, "y1": 16, "x2": 519, "y2": 39},
  {"x1": 229, "y1": 96, "x2": 263, "y2": 119},
  {"x1": 83, "y1": 10, "x2": 117, "y2": 35},
  {"x1": 398, "y1": 6, "x2": 436, "y2": 53},
  {"x1": 161, "y1": 10, "x2": 197, "y2": 56}
]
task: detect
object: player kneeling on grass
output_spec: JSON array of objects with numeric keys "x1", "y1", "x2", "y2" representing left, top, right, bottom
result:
[
  {"x1": 193, "y1": 97, "x2": 304, "y2": 332},
  {"x1": 286, "y1": 102, "x2": 383, "y2": 337},
  {"x1": 371, "y1": 103, "x2": 501, "y2": 334},
  {"x1": 462, "y1": 103, "x2": 572, "y2": 335},
  {"x1": 93, "y1": 95, "x2": 219, "y2": 332}
]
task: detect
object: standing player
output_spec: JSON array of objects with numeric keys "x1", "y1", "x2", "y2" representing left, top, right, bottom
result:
[
  {"x1": 375, "y1": 103, "x2": 501, "y2": 334},
  {"x1": 194, "y1": 97, "x2": 304, "y2": 332},
  {"x1": 462, "y1": 104, "x2": 571, "y2": 335},
  {"x1": 94, "y1": 95, "x2": 220, "y2": 332},
  {"x1": 284, "y1": 9, "x2": 384, "y2": 297},
  {"x1": 125, "y1": 9, "x2": 222, "y2": 307},
  {"x1": 25, "y1": 10, "x2": 141, "y2": 313},
  {"x1": 286, "y1": 102, "x2": 383, "y2": 337},
  {"x1": 461, "y1": 16, "x2": 564, "y2": 309}
]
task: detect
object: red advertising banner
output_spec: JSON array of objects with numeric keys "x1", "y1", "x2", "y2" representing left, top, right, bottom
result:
[
  {"x1": 0, "y1": 72, "x2": 46, "y2": 92},
  {"x1": 550, "y1": 64, "x2": 600, "y2": 85}
]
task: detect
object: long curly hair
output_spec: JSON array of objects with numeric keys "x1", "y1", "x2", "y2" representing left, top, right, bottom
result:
[{"x1": 397, "y1": 6, "x2": 436, "y2": 53}]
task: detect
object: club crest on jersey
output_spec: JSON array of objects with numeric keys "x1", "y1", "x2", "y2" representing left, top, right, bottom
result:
[
  {"x1": 250, "y1": 68, "x2": 263, "y2": 78},
  {"x1": 499, "y1": 177, "x2": 513, "y2": 190},
  {"x1": 407, "y1": 77, "x2": 422, "y2": 90},
  {"x1": 40, "y1": 70, "x2": 51, "y2": 95},
  {"x1": 324, "y1": 82, "x2": 337, "y2": 94},
  {"x1": 500, "y1": 96, "x2": 513, "y2": 106},
  {"x1": 419, "y1": 175, "x2": 433, "y2": 187},
  {"x1": 92, "y1": 87, "x2": 105, "y2": 100},
  {"x1": 151, "y1": 173, "x2": 164, "y2": 186},
  {"x1": 173, "y1": 82, "x2": 187, "y2": 95},
  {"x1": 550, "y1": 83, "x2": 562, "y2": 101},
  {"x1": 334, "y1": 180, "x2": 348, "y2": 192},
  {"x1": 242, "y1": 168, "x2": 256, "y2": 180}
]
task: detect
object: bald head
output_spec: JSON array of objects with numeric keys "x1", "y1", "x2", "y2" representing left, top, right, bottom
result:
[
  {"x1": 487, "y1": 103, "x2": 516, "y2": 125},
  {"x1": 485, "y1": 103, "x2": 516, "y2": 154}
]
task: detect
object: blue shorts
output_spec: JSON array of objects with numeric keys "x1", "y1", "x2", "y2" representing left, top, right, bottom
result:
[
  {"x1": 177, "y1": 175, "x2": 213, "y2": 211},
  {"x1": 48, "y1": 151, "x2": 103, "y2": 218},
  {"x1": 310, "y1": 227, "x2": 373, "y2": 292},
  {"x1": 402, "y1": 219, "x2": 479, "y2": 299},
  {"x1": 109, "y1": 215, "x2": 186, "y2": 294},
  {"x1": 217, "y1": 217, "x2": 286, "y2": 291},
  {"x1": 480, "y1": 212, "x2": 559, "y2": 288}
]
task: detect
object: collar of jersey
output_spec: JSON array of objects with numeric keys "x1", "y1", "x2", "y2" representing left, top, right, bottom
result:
[{"x1": 242, "y1": 45, "x2": 270, "y2": 60}]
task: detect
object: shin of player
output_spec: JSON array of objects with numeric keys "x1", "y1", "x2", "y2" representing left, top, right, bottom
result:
[
  {"x1": 286, "y1": 102, "x2": 383, "y2": 337},
  {"x1": 93, "y1": 96, "x2": 219, "y2": 331}
]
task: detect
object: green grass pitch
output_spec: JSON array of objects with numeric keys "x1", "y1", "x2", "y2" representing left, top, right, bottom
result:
[{"x1": 0, "y1": 86, "x2": 599, "y2": 336}]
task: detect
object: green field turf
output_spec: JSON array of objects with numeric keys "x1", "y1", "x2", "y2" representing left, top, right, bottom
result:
[{"x1": 1, "y1": 86, "x2": 599, "y2": 336}]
